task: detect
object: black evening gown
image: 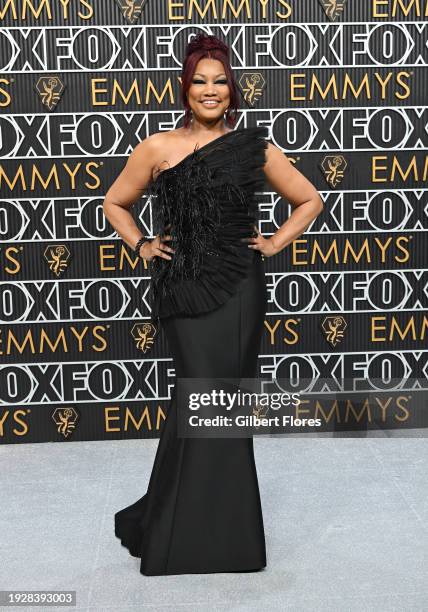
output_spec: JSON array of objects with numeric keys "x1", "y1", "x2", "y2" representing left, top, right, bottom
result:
[{"x1": 115, "y1": 126, "x2": 269, "y2": 575}]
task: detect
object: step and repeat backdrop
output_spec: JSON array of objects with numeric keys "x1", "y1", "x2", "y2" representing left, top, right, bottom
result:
[{"x1": 0, "y1": 1, "x2": 427, "y2": 443}]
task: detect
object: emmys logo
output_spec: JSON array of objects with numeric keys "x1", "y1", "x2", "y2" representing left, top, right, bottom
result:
[
  {"x1": 321, "y1": 316, "x2": 348, "y2": 347},
  {"x1": 34, "y1": 77, "x2": 65, "y2": 111},
  {"x1": 318, "y1": 0, "x2": 348, "y2": 21},
  {"x1": 238, "y1": 73, "x2": 266, "y2": 106},
  {"x1": 43, "y1": 245, "x2": 71, "y2": 277},
  {"x1": 131, "y1": 322, "x2": 157, "y2": 353},
  {"x1": 52, "y1": 407, "x2": 79, "y2": 438},
  {"x1": 320, "y1": 155, "x2": 348, "y2": 188},
  {"x1": 115, "y1": 0, "x2": 148, "y2": 23}
]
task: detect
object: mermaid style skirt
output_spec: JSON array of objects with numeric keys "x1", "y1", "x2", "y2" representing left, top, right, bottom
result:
[{"x1": 114, "y1": 252, "x2": 267, "y2": 575}]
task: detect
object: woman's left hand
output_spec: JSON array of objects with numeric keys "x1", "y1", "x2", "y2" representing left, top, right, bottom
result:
[{"x1": 243, "y1": 225, "x2": 280, "y2": 258}]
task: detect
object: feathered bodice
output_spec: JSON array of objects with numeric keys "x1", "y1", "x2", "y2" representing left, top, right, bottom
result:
[{"x1": 145, "y1": 125, "x2": 269, "y2": 321}]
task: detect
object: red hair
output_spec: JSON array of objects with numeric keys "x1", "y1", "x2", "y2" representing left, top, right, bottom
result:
[{"x1": 180, "y1": 33, "x2": 239, "y2": 128}]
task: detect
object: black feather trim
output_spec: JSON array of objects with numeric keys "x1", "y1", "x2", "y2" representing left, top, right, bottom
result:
[{"x1": 145, "y1": 126, "x2": 269, "y2": 321}]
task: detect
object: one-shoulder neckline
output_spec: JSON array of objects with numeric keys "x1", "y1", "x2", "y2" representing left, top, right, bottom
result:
[{"x1": 151, "y1": 126, "x2": 265, "y2": 182}]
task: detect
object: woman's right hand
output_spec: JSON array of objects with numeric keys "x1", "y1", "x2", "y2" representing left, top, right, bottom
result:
[{"x1": 140, "y1": 226, "x2": 175, "y2": 261}]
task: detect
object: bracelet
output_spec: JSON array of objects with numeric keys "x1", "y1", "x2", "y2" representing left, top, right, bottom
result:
[{"x1": 134, "y1": 236, "x2": 150, "y2": 257}]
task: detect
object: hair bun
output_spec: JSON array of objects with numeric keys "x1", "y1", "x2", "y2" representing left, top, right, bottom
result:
[{"x1": 184, "y1": 33, "x2": 229, "y2": 59}]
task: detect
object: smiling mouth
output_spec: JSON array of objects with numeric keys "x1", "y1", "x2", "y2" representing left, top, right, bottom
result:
[{"x1": 201, "y1": 100, "x2": 220, "y2": 106}]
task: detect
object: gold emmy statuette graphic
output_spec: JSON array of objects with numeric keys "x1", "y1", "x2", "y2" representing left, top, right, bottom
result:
[
  {"x1": 131, "y1": 322, "x2": 157, "y2": 353},
  {"x1": 34, "y1": 77, "x2": 66, "y2": 111},
  {"x1": 52, "y1": 407, "x2": 79, "y2": 438},
  {"x1": 321, "y1": 315, "x2": 348, "y2": 347},
  {"x1": 252, "y1": 401, "x2": 270, "y2": 430},
  {"x1": 320, "y1": 155, "x2": 348, "y2": 188},
  {"x1": 252, "y1": 402, "x2": 269, "y2": 419},
  {"x1": 318, "y1": 0, "x2": 348, "y2": 21},
  {"x1": 115, "y1": 0, "x2": 148, "y2": 23},
  {"x1": 43, "y1": 245, "x2": 71, "y2": 277},
  {"x1": 238, "y1": 73, "x2": 266, "y2": 107}
]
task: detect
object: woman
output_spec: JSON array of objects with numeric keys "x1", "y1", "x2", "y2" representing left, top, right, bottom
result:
[{"x1": 103, "y1": 33, "x2": 323, "y2": 576}]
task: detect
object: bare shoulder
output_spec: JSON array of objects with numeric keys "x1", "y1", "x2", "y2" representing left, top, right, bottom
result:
[
  {"x1": 132, "y1": 131, "x2": 168, "y2": 159},
  {"x1": 145, "y1": 128, "x2": 187, "y2": 149},
  {"x1": 136, "y1": 128, "x2": 235, "y2": 176},
  {"x1": 147, "y1": 128, "x2": 194, "y2": 172},
  {"x1": 123, "y1": 131, "x2": 172, "y2": 181}
]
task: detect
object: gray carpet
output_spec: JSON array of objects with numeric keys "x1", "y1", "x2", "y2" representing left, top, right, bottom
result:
[{"x1": 1, "y1": 432, "x2": 427, "y2": 611}]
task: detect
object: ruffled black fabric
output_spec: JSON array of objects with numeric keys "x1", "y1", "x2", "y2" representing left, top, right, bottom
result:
[{"x1": 145, "y1": 126, "x2": 269, "y2": 321}]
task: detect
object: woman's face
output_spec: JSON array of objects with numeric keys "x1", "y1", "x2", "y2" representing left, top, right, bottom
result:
[{"x1": 186, "y1": 57, "x2": 231, "y2": 124}]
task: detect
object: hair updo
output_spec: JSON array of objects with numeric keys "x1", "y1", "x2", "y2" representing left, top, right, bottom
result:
[{"x1": 180, "y1": 32, "x2": 239, "y2": 128}]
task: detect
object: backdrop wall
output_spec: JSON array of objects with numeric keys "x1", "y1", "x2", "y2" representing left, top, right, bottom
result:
[{"x1": 0, "y1": 1, "x2": 426, "y2": 443}]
